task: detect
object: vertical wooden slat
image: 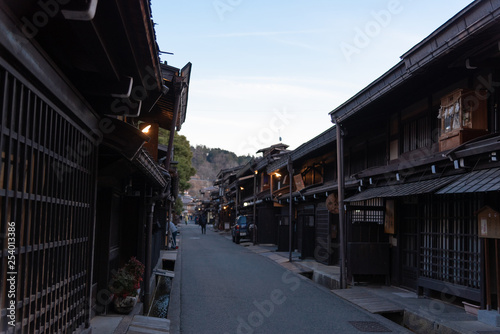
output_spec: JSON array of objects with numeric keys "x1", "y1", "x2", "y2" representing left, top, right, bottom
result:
[
  {"x1": 53, "y1": 113, "x2": 62, "y2": 333},
  {"x1": 51, "y1": 109, "x2": 59, "y2": 333},
  {"x1": 46, "y1": 106, "x2": 56, "y2": 334},
  {"x1": 0, "y1": 69, "x2": 7, "y2": 191},
  {"x1": 71, "y1": 125, "x2": 79, "y2": 330},
  {"x1": 27, "y1": 91, "x2": 37, "y2": 333},
  {"x1": 475, "y1": 196, "x2": 480, "y2": 288},
  {"x1": 81, "y1": 132, "x2": 88, "y2": 326},
  {"x1": 69, "y1": 125, "x2": 77, "y2": 329},
  {"x1": 485, "y1": 239, "x2": 491, "y2": 310},
  {"x1": 66, "y1": 121, "x2": 74, "y2": 331},
  {"x1": 453, "y1": 198, "x2": 457, "y2": 283},
  {"x1": 33, "y1": 94, "x2": 44, "y2": 332},
  {"x1": 0, "y1": 68, "x2": 8, "y2": 333},
  {"x1": 63, "y1": 116, "x2": 71, "y2": 330},
  {"x1": 79, "y1": 130, "x2": 88, "y2": 327},
  {"x1": 8, "y1": 76, "x2": 20, "y2": 330},
  {"x1": 495, "y1": 239, "x2": 500, "y2": 313},
  {"x1": 58, "y1": 116, "x2": 67, "y2": 331},
  {"x1": 17, "y1": 82, "x2": 29, "y2": 331},
  {"x1": 40, "y1": 102, "x2": 51, "y2": 333},
  {"x1": 460, "y1": 201, "x2": 464, "y2": 285},
  {"x1": 29, "y1": 94, "x2": 37, "y2": 332},
  {"x1": 38, "y1": 102, "x2": 48, "y2": 333}
]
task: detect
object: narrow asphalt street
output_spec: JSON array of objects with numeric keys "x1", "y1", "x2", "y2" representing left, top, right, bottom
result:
[{"x1": 177, "y1": 223, "x2": 410, "y2": 334}]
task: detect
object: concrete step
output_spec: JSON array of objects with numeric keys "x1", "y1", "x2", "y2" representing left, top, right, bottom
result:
[
  {"x1": 332, "y1": 288, "x2": 403, "y2": 314},
  {"x1": 126, "y1": 315, "x2": 170, "y2": 334}
]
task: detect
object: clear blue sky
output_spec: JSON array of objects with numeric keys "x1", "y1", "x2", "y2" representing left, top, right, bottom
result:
[{"x1": 151, "y1": 0, "x2": 474, "y2": 156}]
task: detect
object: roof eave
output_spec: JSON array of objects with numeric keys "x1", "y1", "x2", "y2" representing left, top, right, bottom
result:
[{"x1": 329, "y1": 0, "x2": 500, "y2": 123}]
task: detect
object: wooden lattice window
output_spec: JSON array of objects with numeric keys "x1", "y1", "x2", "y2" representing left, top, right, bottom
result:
[
  {"x1": 420, "y1": 195, "x2": 481, "y2": 289},
  {"x1": 349, "y1": 198, "x2": 385, "y2": 224},
  {"x1": 402, "y1": 115, "x2": 431, "y2": 153},
  {"x1": 0, "y1": 60, "x2": 97, "y2": 333}
]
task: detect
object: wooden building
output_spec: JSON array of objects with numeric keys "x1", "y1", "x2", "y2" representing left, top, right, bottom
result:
[
  {"x1": 330, "y1": 0, "x2": 500, "y2": 307},
  {"x1": 213, "y1": 166, "x2": 242, "y2": 230},
  {"x1": 267, "y1": 128, "x2": 345, "y2": 263},
  {"x1": 232, "y1": 144, "x2": 289, "y2": 245},
  {"x1": 0, "y1": 1, "x2": 190, "y2": 332}
]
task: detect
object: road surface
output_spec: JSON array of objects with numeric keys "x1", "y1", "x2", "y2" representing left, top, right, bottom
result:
[{"x1": 177, "y1": 223, "x2": 409, "y2": 334}]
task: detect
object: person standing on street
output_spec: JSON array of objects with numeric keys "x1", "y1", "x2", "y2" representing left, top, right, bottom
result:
[
  {"x1": 169, "y1": 220, "x2": 178, "y2": 249},
  {"x1": 200, "y1": 213, "x2": 207, "y2": 234}
]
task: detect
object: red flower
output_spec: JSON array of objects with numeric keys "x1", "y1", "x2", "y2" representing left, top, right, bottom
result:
[{"x1": 108, "y1": 257, "x2": 145, "y2": 298}]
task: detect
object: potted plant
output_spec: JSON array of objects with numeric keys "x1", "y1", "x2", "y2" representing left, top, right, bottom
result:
[
  {"x1": 123, "y1": 256, "x2": 145, "y2": 290},
  {"x1": 108, "y1": 257, "x2": 145, "y2": 314}
]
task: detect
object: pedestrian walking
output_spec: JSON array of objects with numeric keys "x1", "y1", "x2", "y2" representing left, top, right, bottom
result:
[
  {"x1": 169, "y1": 221, "x2": 178, "y2": 249},
  {"x1": 200, "y1": 213, "x2": 207, "y2": 234}
]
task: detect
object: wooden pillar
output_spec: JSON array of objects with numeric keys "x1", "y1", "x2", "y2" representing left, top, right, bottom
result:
[
  {"x1": 165, "y1": 91, "x2": 180, "y2": 170},
  {"x1": 485, "y1": 239, "x2": 492, "y2": 310},
  {"x1": 335, "y1": 119, "x2": 347, "y2": 289}
]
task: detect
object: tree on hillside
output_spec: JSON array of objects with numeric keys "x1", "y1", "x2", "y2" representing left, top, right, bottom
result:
[
  {"x1": 190, "y1": 145, "x2": 252, "y2": 181},
  {"x1": 192, "y1": 144, "x2": 209, "y2": 168}
]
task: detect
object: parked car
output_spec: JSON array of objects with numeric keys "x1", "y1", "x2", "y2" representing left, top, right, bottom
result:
[{"x1": 232, "y1": 215, "x2": 251, "y2": 244}]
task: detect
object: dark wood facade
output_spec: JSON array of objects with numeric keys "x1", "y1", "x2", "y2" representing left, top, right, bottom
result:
[
  {"x1": 330, "y1": 0, "x2": 500, "y2": 306},
  {"x1": 0, "y1": 58, "x2": 99, "y2": 332},
  {"x1": 213, "y1": 166, "x2": 242, "y2": 230},
  {"x1": 0, "y1": 0, "x2": 190, "y2": 332},
  {"x1": 236, "y1": 144, "x2": 288, "y2": 245},
  {"x1": 266, "y1": 128, "x2": 343, "y2": 265}
]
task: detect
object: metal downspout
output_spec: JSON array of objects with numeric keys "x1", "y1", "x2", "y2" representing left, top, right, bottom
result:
[
  {"x1": 144, "y1": 200, "x2": 155, "y2": 313},
  {"x1": 143, "y1": 180, "x2": 170, "y2": 314}
]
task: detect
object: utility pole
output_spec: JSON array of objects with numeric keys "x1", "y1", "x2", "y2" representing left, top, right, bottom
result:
[
  {"x1": 288, "y1": 155, "x2": 293, "y2": 262},
  {"x1": 253, "y1": 170, "x2": 257, "y2": 245}
]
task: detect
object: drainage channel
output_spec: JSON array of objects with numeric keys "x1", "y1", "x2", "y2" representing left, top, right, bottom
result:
[
  {"x1": 300, "y1": 272, "x2": 414, "y2": 332},
  {"x1": 299, "y1": 271, "x2": 314, "y2": 280},
  {"x1": 148, "y1": 259, "x2": 175, "y2": 318}
]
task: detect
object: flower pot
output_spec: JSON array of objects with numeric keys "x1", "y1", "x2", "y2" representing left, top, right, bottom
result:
[{"x1": 113, "y1": 295, "x2": 138, "y2": 314}]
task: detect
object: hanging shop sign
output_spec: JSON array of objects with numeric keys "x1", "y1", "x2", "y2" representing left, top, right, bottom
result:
[{"x1": 477, "y1": 206, "x2": 500, "y2": 239}]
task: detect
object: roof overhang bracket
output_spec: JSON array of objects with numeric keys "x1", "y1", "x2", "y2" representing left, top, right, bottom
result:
[{"x1": 61, "y1": 0, "x2": 99, "y2": 21}]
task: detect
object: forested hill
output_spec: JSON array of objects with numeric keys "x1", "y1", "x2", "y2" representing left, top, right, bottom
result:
[{"x1": 191, "y1": 145, "x2": 252, "y2": 181}]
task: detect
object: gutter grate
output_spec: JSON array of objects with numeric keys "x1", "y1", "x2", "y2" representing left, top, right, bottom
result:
[{"x1": 348, "y1": 321, "x2": 392, "y2": 332}]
